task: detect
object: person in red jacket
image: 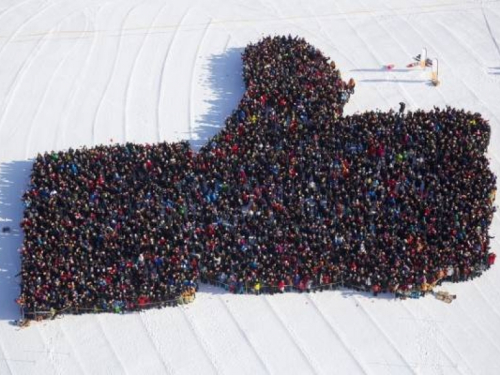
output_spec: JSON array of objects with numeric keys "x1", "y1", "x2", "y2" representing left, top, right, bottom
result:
[
  {"x1": 487, "y1": 253, "x2": 496, "y2": 267},
  {"x1": 278, "y1": 280, "x2": 285, "y2": 293}
]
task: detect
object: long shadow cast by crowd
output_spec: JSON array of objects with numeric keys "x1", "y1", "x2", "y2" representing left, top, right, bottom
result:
[
  {"x1": 191, "y1": 47, "x2": 246, "y2": 151},
  {"x1": 0, "y1": 160, "x2": 32, "y2": 321}
]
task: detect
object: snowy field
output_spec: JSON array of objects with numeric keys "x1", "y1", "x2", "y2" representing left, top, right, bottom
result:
[{"x1": 1, "y1": 0, "x2": 500, "y2": 374}]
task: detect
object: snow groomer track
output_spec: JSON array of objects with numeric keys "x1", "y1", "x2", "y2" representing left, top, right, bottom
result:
[{"x1": 1, "y1": 0, "x2": 500, "y2": 374}]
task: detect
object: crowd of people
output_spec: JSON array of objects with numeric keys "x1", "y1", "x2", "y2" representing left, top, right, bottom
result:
[
  {"x1": 19, "y1": 142, "x2": 201, "y2": 318},
  {"x1": 18, "y1": 35, "x2": 496, "y2": 319}
]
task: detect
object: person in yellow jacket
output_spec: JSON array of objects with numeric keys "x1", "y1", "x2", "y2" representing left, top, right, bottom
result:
[
  {"x1": 347, "y1": 77, "x2": 356, "y2": 94},
  {"x1": 254, "y1": 281, "x2": 261, "y2": 295},
  {"x1": 489, "y1": 188, "x2": 496, "y2": 204},
  {"x1": 420, "y1": 282, "x2": 432, "y2": 296}
]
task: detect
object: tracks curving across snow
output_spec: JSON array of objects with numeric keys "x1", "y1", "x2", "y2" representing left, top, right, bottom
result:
[
  {"x1": 53, "y1": 5, "x2": 102, "y2": 151},
  {"x1": 0, "y1": 9, "x2": 80, "y2": 141},
  {"x1": 90, "y1": 2, "x2": 140, "y2": 146},
  {"x1": 0, "y1": 0, "x2": 38, "y2": 26},
  {"x1": 0, "y1": 0, "x2": 71, "y2": 140},
  {"x1": 24, "y1": 11, "x2": 90, "y2": 159},
  {"x1": 481, "y1": 2, "x2": 500, "y2": 62},
  {"x1": 123, "y1": 2, "x2": 170, "y2": 145},
  {"x1": 155, "y1": 7, "x2": 191, "y2": 142},
  {"x1": 0, "y1": 0, "x2": 57, "y2": 60}
]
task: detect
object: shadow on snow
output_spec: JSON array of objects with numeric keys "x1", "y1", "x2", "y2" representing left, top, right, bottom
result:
[
  {"x1": 191, "y1": 47, "x2": 246, "y2": 151},
  {"x1": 0, "y1": 160, "x2": 32, "y2": 321}
]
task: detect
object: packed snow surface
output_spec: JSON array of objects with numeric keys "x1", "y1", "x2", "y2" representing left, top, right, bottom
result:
[{"x1": 1, "y1": 0, "x2": 500, "y2": 374}]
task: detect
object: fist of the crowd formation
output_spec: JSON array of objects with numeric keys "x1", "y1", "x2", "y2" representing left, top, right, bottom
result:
[{"x1": 17, "y1": 35, "x2": 496, "y2": 319}]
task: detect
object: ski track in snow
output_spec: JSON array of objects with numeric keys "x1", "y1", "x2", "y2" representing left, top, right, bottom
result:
[
  {"x1": 0, "y1": 1, "x2": 68, "y2": 142},
  {"x1": 0, "y1": 17, "x2": 63, "y2": 140},
  {"x1": 123, "y1": 1, "x2": 170, "y2": 145},
  {"x1": 95, "y1": 316, "x2": 128, "y2": 375},
  {"x1": 305, "y1": 294, "x2": 370, "y2": 375},
  {"x1": 58, "y1": 321, "x2": 87, "y2": 375},
  {"x1": 216, "y1": 297, "x2": 271, "y2": 375},
  {"x1": 36, "y1": 323, "x2": 63, "y2": 375},
  {"x1": 352, "y1": 296, "x2": 418, "y2": 375},
  {"x1": 481, "y1": 2, "x2": 500, "y2": 62},
  {"x1": 57, "y1": 5, "x2": 105, "y2": 151},
  {"x1": 434, "y1": 18, "x2": 500, "y2": 119},
  {"x1": 0, "y1": 338, "x2": 14, "y2": 375},
  {"x1": 0, "y1": 0, "x2": 53, "y2": 59},
  {"x1": 156, "y1": 7, "x2": 191, "y2": 143},
  {"x1": 0, "y1": 0, "x2": 34, "y2": 23},
  {"x1": 25, "y1": 11, "x2": 90, "y2": 158},
  {"x1": 137, "y1": 313, "x2": 173, "y2": 375},
  {"x1": 263, "y1": 296, "x2": 321, "y2": 375},
  {"x1": 180, "y1": 306, "x2": 220, "y2": 374},
  {"x1": 2, "y1": 1, "x2": 500, "y2": 374},
  {"x1": 91, "y1": 1, "x2": 140, "y2": 146}
]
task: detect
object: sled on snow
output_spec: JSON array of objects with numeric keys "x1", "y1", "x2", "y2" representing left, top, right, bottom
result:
[{"x1": 433, "y1": 290, "x2": 456, "y2": 304}]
